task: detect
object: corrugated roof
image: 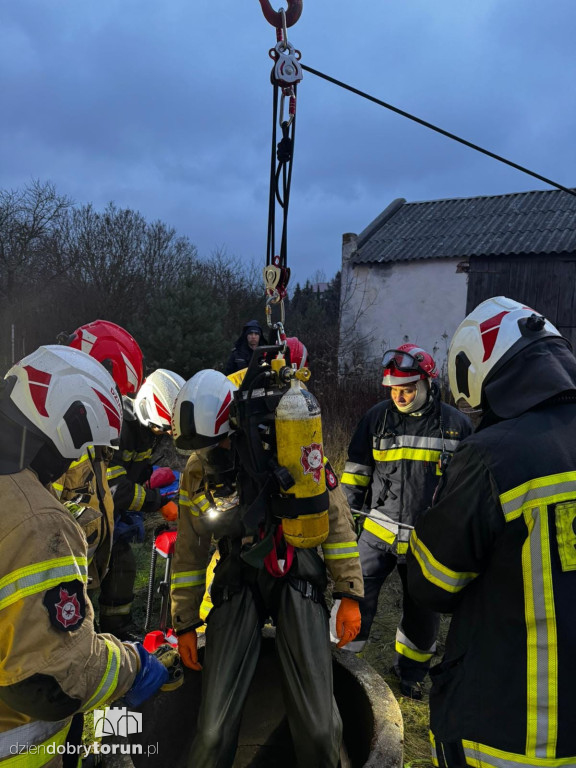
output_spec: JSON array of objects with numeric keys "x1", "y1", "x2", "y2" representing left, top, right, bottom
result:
[{"x1": 353, "y1": 189, "x2": 576, "y2": 264}]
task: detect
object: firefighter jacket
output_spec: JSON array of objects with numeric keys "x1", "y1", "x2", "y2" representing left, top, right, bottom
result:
[
  {"x1": 0, "y1": 469, "x2": 140, "y2": 764},
  {"x1": 407, "y1": 398, "x2": 576, "y2": 765},
  {"x1": 51, "y1": 446, "x2": 114, "y2": 590},
  {"x1": 171, "y1": 453, "x2": 364, "y2": 634},
  {"x1": 341, "y1": 394, "x2": 472, "y2": 555},
  {"x1": 106, "y1": 397, "x2": 161, "y2": 515}
]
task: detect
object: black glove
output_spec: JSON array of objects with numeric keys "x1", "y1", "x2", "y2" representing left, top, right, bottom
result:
[{"x1": 143, "y1": 487, "x2": 163, "y2": 513}]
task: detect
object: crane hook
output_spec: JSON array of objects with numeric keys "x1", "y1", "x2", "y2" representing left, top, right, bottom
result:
[{"x1": 258, "y1": 0, "x2": 303, "y2": 29}]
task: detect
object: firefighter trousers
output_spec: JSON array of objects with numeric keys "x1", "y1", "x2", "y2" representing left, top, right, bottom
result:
[
  {"x1": 98, "y1": 539, "x2": 137, "y2": 636},
  {"x1": 356, "y1": 529, "x2": 439, "y2": 682},
  {"x1": 188, "y1": 566, "x2": 342, "y2": 768}
]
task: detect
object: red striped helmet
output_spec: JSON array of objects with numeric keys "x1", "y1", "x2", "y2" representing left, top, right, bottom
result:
[
  {"x1": 4, "y1": 345, "x2": 122, "y2": 458},
  {"x1": 135, "y1": 369, "x2": 185, "y2": 430},
  {"x1": 382, "y1": 343, "x2": 438, "y2": 386}
]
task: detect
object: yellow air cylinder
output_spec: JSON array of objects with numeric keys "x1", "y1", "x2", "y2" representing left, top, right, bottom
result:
[{"x1": 275, "y1": 379, "x2": 329, "y2": 548}]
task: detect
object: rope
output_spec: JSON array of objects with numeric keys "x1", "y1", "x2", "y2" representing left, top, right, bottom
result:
[{"x1": 301, "y1": 63, "x2": 576, "y2": 199}]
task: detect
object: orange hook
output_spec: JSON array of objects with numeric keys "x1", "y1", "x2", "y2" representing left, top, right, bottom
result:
[{"x1": 258, "y1": 0, "x2": 303, "y2": 29}]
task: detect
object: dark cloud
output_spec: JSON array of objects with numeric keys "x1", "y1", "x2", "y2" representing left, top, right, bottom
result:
[{"x1": 1, "y1": 0, "x2": 575, "y2": 286}]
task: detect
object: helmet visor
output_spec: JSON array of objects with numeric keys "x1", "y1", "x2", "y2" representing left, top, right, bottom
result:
[{"x1": 382, "y1": 349, "x2": 422, "y2": 373}]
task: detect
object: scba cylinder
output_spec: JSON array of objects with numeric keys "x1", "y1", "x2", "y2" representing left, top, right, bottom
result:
[{"x1": 275, "y1": 380, "x2": 329, "y2": 548}]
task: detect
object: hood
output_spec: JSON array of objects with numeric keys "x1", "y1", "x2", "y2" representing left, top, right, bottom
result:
[
  {"x1": 483, "y1": 337, "x2": 576, "y2": 419},
  {"x1": 234, "y1": 320, "x2": 267, "y2": 349}
]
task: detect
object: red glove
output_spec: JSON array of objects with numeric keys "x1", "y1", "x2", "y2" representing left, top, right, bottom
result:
[
  {"x1": 335, "y1": 597, "x2": 362, "y2": 648},
  {"x1": 178, "y1": 630, "x2": 202, "y2": 671},
  {"x1": 161, "y1": 501, "x2": 178, "y2": 521}
]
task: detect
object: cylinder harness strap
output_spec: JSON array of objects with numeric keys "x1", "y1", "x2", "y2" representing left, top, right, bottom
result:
[{"x1": 260, "y1": 1, "x2": 304, "y2": 333}]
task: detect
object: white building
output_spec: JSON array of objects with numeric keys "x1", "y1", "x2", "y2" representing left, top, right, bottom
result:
[{"x1": 339, "y1": 189, "x2": 576, "y2": 381}]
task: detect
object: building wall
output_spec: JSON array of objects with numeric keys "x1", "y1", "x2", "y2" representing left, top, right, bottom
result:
[{"x1": 339, "y1": 241, "x2": 468, "y2": 380}]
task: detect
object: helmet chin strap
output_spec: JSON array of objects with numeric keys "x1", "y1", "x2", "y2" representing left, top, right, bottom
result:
[{"x1": 395, "y1": 380, "x2": 429, "y2": 414}]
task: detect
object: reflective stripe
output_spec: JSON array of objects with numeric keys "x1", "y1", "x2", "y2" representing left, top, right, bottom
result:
[
  {"x1": 397, "y1": 541, "x2": 408, "y2": 554},
  {"x1": 409, "y1": 532, "x2": 478, "y2": 593},
  {"x1": 121, "y1": 450, "x2": 135, "y2": 463},
  {"x1": 69, "y1": 452, "x2": 90, "y2": 469},
  {"x1": 396, "y1": 627, "x2": 435, "y2": 662},
  {"x1": 99, "y1": 602, "x2": 132, "y2": 616},
  {"x1": 106, "y1": 466, "x2": 126, "y2": 481},
  {"x1": 171, "y1": 569, "x2": 207, "y2": 589},
  {"x1": 84, "y1": 638, "x2": 121, "y2": 711},
  {"x1": 373, "y1": 447, "x2": 441, "y2": 463},
  {"x1": 0, "y1": 556, "x2": 88, "y2": 612},
  {"x1": 135, "y1": 449, "x2": 152, "y2": 462},
  {"x1": 179, "y1": 491, "x2": 211, "y2": 517},
  {"x1": 429, "y1": 731, "x2": 440, "y2": 767},
  {"x1": 322, "y1": 542, "x2": 359, "y2": 560},
  {"x1": 0, "y1": 720, "x2": 70, "y2": 768},
  {"x1": 343, "y1": 462, "x2": 372, "y2": 475},
  {"x1": 374, "y1": 435, "x2": 460, "y2": 451},
  {"x1": 364, "y1": 517, "x2": 396, "y2": 544},
  {"x1": 500, "y1": 472, "x2": 576, "y2": 522},
  {"x1": 461, "y1": 738, "x2": 576, "y2": 766},
  {"x1": 523, "y1": 506, "x2": 558, "y2": 759},
  {"x1": 0, "y1": 718, "x2": 70, "y2": 761},
  {"x1": 52, "y1": 482, "x2": 64, "y2": 496},
  {"x1": 130, "y1": 485, "x2": 146, "y2": 512},
  {"x1": 341, "y1": 472, "x2": 371, "y2": 487}
]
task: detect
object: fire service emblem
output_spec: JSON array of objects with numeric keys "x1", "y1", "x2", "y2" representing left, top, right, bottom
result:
[
  {"x1": 44, "y1": 581, "x2": 85, "y2": 631},
  {"x1": 300, "y1": 443, "x2": 324, "y2": 483}
]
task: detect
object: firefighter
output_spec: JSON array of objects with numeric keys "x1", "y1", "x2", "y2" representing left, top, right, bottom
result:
[
  {"x1": 53, "y1": 319, "x2": 146, "y2": 594},
  {"x1": 406, "y1": 297, "x2": 576, "y2": 767},
  {"x1": 170, "y1": 369, "x2": 363, "y2": 768},
  {"x1": 340, "y1": 343, "x2": 472, "y2": 699},
  {"x1": 0, "y1": 345, "x2": 169, "y2": 766},
  {"x1": 100, "y1": 367, "x2": 185, "y2": 638}
]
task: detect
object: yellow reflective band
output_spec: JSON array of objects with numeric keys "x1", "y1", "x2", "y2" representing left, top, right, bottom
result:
[
  {"x1": 52, "y1": 482, "x2": 64, "y2": 493},
  {"x1": 131, "y1": 485, "x2": 146, "y2": 512},
  {"x1": 322, "y1": 541, "x2": 359, "y2": 559},
  {"x1": 373, "y1": 447, "x2": 441, "y2": 463},
  {"x1": 121, "y1": 449, "x2": 135, "y2": 462},
  {"x1": 191, "y1": 493, "x2": 211, "y2": 517},
  {"x1": 135, "y1": 449, "x2": 152, "y2": 462},
  {"x1": 1, "y1": 723, "x2": 71, "y2": 767},
  {"x1": 69, "y1": 452, "x2": 90, "y2": 469},
  {"x1": 0, "y1": 556, "x2": 88, "y2": 612},
  {"x1": 397, "y1": 541, "x2": 408, "y2": 554},
  {"x1": 461, "y1": 738, "x2": 576, "y2": 766},
  {"x1": 171, "y1": 569, "x2": 207, "y2": 589},
  {"x1": 395, "y1": 639, "x2": 434, "y2": 663},
  {"x1": 522, "y1": 506, "x2": 558, "y2": 759},
  {"x1": 84, "y1": 639, "x2": 121, "y2": 711},
  {"x1": 500, "y1": 471, "x2": 576, "y2": 521},
  {"x1": 106, "y1": 466, "x2": 126, "y2": 481},
  {"x1": 341, "y1": 472, "x2": 371, "y2": 487},
  {"x1": 409, "y1": 532, "x2": 478, "y2": 593},
  {"x1": 429, "y1": 731, "x2": 440, "y2": 767},
  {"x1": 364, "y1": 517, "x2": 396, "y2": 544}
]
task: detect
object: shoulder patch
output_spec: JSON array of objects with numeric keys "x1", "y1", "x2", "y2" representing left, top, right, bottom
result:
[
  {"x1": 43, "y1": 580, "x2": 86, "y2": 632},
  {"x1": 324, "y1": 460, "x2": 339, "y2": 491}
]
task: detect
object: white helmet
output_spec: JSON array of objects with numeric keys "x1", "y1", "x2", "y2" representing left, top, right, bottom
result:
[
  {"x1": 448, "y1": 296, "x2": 563, "y2": 408},
  {"x1": 172, "y1": 370, "x2": 238, "y2": 450},
  {"x1": 135, "y1": 368, "x2": 185, "y2": 430},
  {"x1": 4, "y1": 345, "x2": 123, "y2": 459}
]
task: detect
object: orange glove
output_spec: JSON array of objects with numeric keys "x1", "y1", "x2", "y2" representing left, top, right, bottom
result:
[
  {"x1": 161, "y1": 501, "x2": 178, "y2": 521},
  {"x1": 335, "y1": 597, "x2": 362, "y2": 648},
  {"x1": 178, "y1": 630, "x2": 202, "y2": 671}
]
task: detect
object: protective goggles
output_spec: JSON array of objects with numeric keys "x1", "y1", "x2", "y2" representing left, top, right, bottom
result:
[{"x1": 381, "y1": 349, "x2": 425, "y2": 374}]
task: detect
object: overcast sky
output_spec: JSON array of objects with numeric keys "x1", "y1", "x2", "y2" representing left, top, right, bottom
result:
[{"x1": 3, "y1": 1, "x2": 575, "y2": 286}]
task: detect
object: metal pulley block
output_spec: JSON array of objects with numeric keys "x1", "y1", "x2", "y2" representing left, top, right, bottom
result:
[{"x1": 272, "y1": 41, "x2": 303, "y2": 87}]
